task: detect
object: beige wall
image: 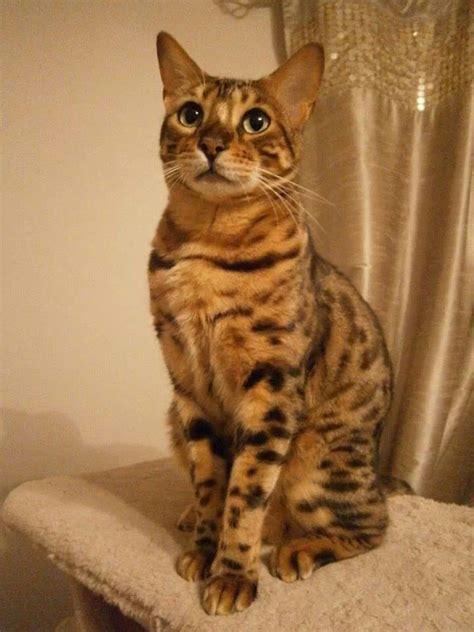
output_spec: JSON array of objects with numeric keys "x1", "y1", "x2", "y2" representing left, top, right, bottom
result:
[{"x1": 1, "y1": 1, "x2": 278, "y2": 629}]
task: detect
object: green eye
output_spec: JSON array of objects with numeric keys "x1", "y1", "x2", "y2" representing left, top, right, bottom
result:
[
  {"x1": 242, "y1": 108, "x2": 270, "y2": 134},
  {"x1": 178, "y1": 101, "x2": 203, "y2": 127}
]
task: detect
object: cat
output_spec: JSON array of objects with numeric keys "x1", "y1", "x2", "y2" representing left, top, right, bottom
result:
[{"x1": 148, "y1": 32, "x2": 392, "y2": 616}]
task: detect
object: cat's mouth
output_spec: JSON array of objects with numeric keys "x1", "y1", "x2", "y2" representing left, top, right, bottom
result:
[
  {"x1": 188, "y1": 159, "x2": 253, "y2": 199},
  {"x1": 196, "y1": 166, "x2": 231, "y2": 183}
]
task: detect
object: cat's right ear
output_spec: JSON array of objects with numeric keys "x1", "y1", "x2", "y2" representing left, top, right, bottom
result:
[
  {"x1": 262, "y1": 43, "x2": 324, "y2": 129},
  {"x1": 156, "y1": 32, "x2": 204, "y2": 97}
]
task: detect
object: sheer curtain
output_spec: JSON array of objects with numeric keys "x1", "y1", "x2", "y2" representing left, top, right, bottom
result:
[{"x1": 280, "y1": 0, "x2": 473, "y2": 503}]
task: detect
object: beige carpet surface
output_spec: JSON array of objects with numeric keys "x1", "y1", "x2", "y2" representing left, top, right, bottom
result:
[{"x1": 3, "y1": 458, "x2": 474, "y2": 631}]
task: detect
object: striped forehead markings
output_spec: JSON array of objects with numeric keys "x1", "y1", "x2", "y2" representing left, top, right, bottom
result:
[
  {"x1": 202, "y1": 82, "x2": 260, "y2": 129},
  {"x1": 217, "y1": 79, "x2": 241, "y2": 98}
]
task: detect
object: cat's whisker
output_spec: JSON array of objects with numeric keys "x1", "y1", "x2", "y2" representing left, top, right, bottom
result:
[
  {"x1": 258, "y1": 176, "x2": 296, "y2": 227},
  {"x1": 163, "y1": 174, "x2": 183, "y2": 189},
  {"x1": 279, "y1": 190, "x2": 327, "y2": 235},
  {"x1": 163, "y1": 160, "x2": 181, "y2": 170},
  {"x1": 259, "y1": 177, "x2": 326, "y2": 235},
  {"x1": 162, "y1": 164, "x2": 182, "y2": 175},
  {"x1": 257, "y1": 167, "x2": 336, "y2": 207},
  {"x1": 267, "y1": 189, "x2": 299, "y2": 229},
  {"x1": 263, "y1": 184, "x2": 300, "y2": 230},
  {"x1": 256, "y1": 180, "x2": 281, "y2": 226},
  {"x1": 165, "y1": 170, "x2": 185, "y2": 194},
  {"x1": 258, "y1": 173, "x2": 317, "y2": 215},
  {"x1": 257, "y1": 167, "x2": 329, "y2": 201},
  {"x1": 256, "y1": 167, "x2": 309, "y2": 190},
  {"x1": 163, "y1": 168, "x2": 182, "y2": 177},
  {"x1": 257, "y1": 177, "x2": 298, "y2": 229},
  {"x1": 163, "y1": 164, "x2": 183, "y2": 178},
  {"x1": 272, "y1": 178, "x2": 334, "y2": 207},
  {"x1": 163, "y1": 171, "x2": 182, "y2": 181},
  {"x1": 237, "y1": 179, "x2": 253, "y2": 210}
]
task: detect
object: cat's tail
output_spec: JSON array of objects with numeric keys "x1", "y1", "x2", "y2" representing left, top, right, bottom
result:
[{"x1": 380, "y1": 475, "x2": 414, "y2": 497}]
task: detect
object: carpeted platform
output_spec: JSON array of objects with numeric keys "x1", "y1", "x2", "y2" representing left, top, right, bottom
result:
[{"x1": 2, "y1": 458, "x2": 473, "y2": 631}]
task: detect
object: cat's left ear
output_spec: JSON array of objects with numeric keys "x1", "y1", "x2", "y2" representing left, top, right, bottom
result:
[
  {"x1": 156, "y1": 32, "x2": 204, "y2": 97},
  {"x1": 262, "y1": 43, "x2": 324, "y2": 128}
]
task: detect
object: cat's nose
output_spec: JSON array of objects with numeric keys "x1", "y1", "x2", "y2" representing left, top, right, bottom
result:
[{"x1": 199, "y1": 138, "x2": 227, "y2": 162}]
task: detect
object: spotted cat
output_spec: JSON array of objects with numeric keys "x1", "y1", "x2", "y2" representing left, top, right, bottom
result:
[{"x1": 148, "y1": 32, "x2": 392, "y2": 616}]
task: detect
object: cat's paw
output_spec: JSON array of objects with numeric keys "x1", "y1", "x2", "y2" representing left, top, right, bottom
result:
[
  {"x1": 269, "y1": 542, "x2": 315, "y2": 582},
  {"x1": 202, "y1": 574, "x2": 257, "y2": 615},
  {"x1": 176, "y1": 549, "x2": 214, "y2": 582},
  {"x1": 176, "y1": 504, "x2": 196, "y2": 532},
  {"x1": 269, "y1": 540, "x2": 336, "y2": 582}
]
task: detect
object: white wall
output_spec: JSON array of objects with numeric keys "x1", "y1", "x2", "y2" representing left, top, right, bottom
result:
[{"x1": 1, "y1": 2, "x2": 278, "y2": 629}]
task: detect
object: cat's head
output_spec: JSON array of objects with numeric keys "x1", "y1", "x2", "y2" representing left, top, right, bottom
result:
[{"x1": 156, "y1": 32, "x2": 324, "y2": 202}]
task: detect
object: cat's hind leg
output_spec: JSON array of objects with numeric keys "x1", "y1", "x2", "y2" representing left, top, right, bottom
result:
[{"x1": 271, "y1": 427, "x2": 387, "y2": 582}]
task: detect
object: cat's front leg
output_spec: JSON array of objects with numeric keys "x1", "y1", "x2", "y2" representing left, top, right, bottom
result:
[
  {"x1": 202, "y1": 368, "x2": 300, "y2": 615},
  {"x1": 173, "y1": 395, "x2": 229, "y2": 582}
]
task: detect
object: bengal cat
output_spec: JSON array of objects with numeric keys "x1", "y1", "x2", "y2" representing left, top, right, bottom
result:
[{"x1": 148, "y1": 32, "x2": 392, "y2": 616}]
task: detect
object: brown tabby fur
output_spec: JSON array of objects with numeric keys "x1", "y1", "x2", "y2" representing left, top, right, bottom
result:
[{"x1": 148, "y1": 33, "x2": 393, "y2": 615}]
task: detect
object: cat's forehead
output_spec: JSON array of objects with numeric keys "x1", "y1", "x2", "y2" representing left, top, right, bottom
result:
[
  {"x1": 183, "y1": 77, "x2": 267, "y2": 110},
  {"x1": 206, "y1": 77, "x2": 255, "y2": 99}
]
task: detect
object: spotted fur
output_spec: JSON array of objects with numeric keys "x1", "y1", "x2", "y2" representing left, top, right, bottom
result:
[{"x1": 149, "y1": 33, "x2": 393, "y2": 616}]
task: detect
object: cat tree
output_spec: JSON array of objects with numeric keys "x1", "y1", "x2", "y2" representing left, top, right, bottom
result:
[{"x1": 2, "y1": 458, "x2": 473, "y2": 631}]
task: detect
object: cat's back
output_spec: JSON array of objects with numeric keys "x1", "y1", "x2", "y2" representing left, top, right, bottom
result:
[
  {"x1": 310, "y1": 252, "x2": 393, "y2": 412},
  {"x1": 315, "y1": 254, "x2": 387, "y2": 339}
]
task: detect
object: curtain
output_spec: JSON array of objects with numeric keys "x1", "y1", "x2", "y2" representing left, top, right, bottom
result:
[{"x1": 280, "y1": 0, "x2": 473, "y2": 503}]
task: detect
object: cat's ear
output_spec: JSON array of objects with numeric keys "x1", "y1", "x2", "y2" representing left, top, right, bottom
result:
[
  {"x1": 156, "y1": 32, "x2": 204, "y2": 97},
  {"x1": 263, "y1": 43, "x2": 324, "y2": 128}
]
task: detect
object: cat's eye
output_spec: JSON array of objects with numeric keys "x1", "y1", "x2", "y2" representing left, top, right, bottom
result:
[
  {"x1": 242, "y1": 108, "x2": 270, "y2": 134},
  {"x1": 178, "y1": 102, "x2": 203, "y2": 127}
]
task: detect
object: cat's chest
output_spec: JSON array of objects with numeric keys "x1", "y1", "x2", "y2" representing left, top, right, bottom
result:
[
  {"x1": 151, "y1": 260, "x2": 233, "y2": 420},
  {"x1": 156, "y1": 260, "x2": 230, "y2": 342}
]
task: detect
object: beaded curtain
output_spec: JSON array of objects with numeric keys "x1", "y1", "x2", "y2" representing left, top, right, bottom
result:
[{"x1": 280, "y1": 0, "x2": 473, "y2": 502}]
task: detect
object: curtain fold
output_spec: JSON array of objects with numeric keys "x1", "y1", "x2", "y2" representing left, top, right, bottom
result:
[{"x1": 281, "y1": 0, "x2": 473, "y2": 503}]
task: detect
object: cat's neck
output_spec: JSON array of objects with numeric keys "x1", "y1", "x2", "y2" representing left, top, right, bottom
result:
[{"x1": 163, "y1": 183, "x2": 304, "y2": 242}]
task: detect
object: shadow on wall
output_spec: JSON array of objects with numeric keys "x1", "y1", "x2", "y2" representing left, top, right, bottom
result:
[
  {"x1": 0, "y1": 408, "x2": 161, "y2": 632},
  {"x1": 0, "y1": 408, "x2": 162, "y2": 498}
]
